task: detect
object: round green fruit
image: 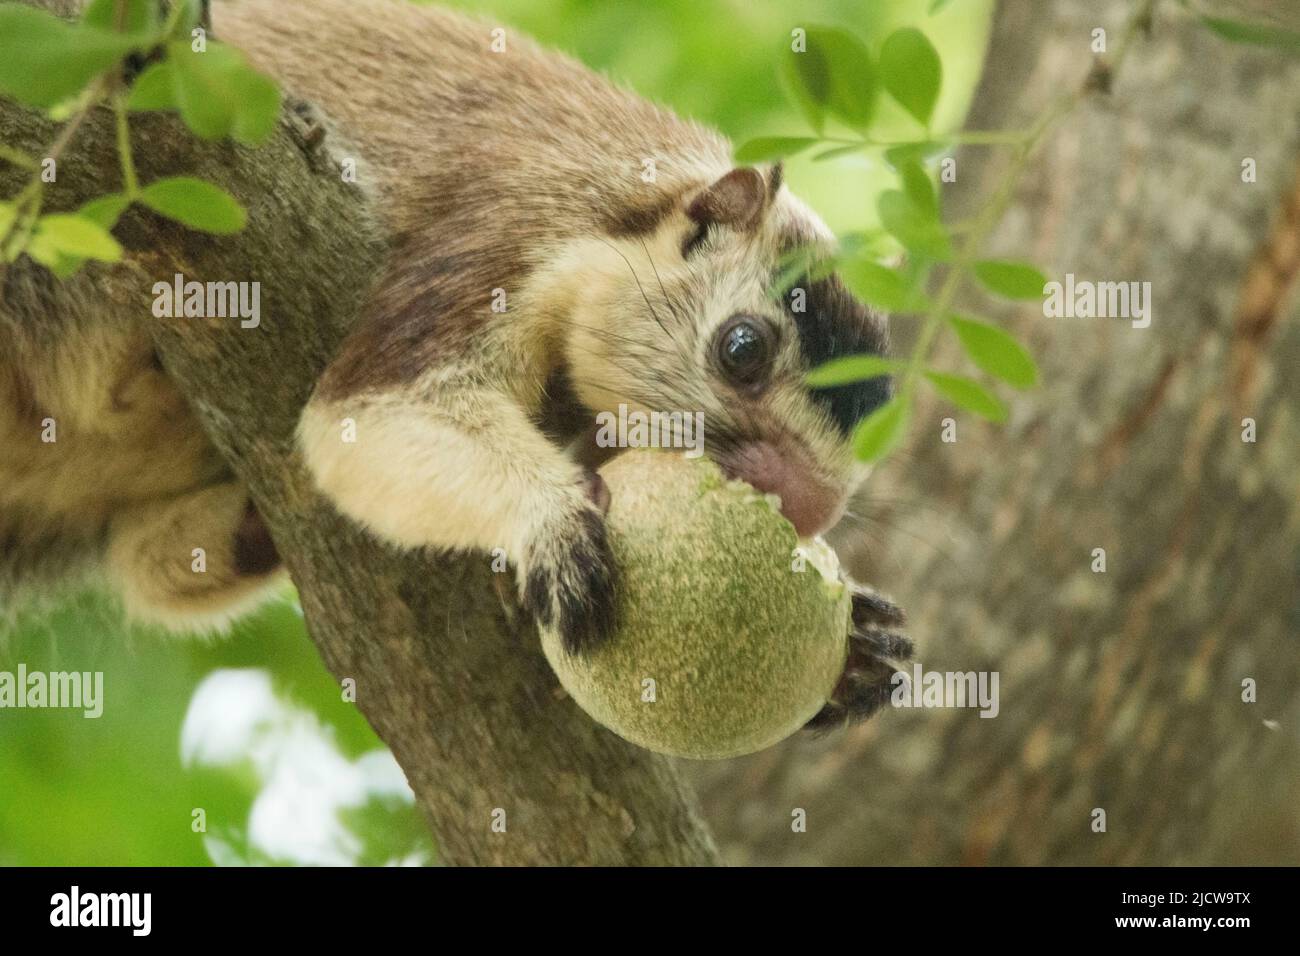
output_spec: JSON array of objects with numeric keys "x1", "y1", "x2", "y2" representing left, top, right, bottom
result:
[{"x1": 541, "y1": 449, "x2": 850, "y2": 760}]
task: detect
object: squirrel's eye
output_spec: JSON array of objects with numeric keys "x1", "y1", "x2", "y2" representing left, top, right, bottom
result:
[{"x1": 716, "y1": 316, "x2": 774, "y2": 388}]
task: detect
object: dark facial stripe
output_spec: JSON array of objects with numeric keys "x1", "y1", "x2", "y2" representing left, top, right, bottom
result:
[
  {"x1": 785, "y1": 273, "x2": 891, "y2": 435},
  {"x1": 601, "y1": 183, "x2": 696, "y2": 238}
]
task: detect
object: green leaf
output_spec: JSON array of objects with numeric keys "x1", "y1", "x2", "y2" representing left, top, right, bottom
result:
[
  {"x1": 806, "y1": 354, "x2": 902, "y2": 388},
  {"x1": 971, "y1": 259, "x2": 1048, "y2": 300},
  {"x1": 923, "y1": 370, "x2": 1007, "y2": 422},
  {"x1": 929, "y1": 0, "x2": 957, "y2": 13},
  {"x1": 817, "y1": 28, "x2": 876, "y2": 129},
  {"x1": 168, "y1": 40, "x2": 239, "y2": 139},
  {"x1": 898, "y1": 160, "x2": 938, "y2": 219},
  {"x1": 826, "y1": 230, "x2": 889, "y2": 260},
  {"x1": 834, "y1": 230, "x2": 890, "y2": 260},
  {"x1": 48, "y1": 190, "x2": 131, "y2": 276},
  {"x1": 34, "y1": 213, "x2": 122, "y2": 261},
  {"x1": 852, "y1": 395, "x2": 909, "y2": 462},
  {"x1": 771, "y1": 254, "x2": 834, "y2": 301},
  {"x1": 228, "y1": 68, "x2": 281, "y2": 145},
  {"x1": 139, "y1": 177, "x2": 247, "y2": 234},
  {"x1": 168, "y1": 41, "x2": 281, "y2": 145},
  {"x1": 877, "y1": 189, "x2": 950, "y2": 260},
  {"x1": 126, "y1": 61, "x2": 176, "y2": 111},
  {"x1": 172, "y1": 0, "x2": 203, "y2": 38},
  {"x1": 1200, "y1": 16, "x2": 1300, "y2": 55},
  {"x1": 839, "y1": 259, "x2": 930, "y2": 312},
  {"x1": 24, "y1": 231, "x2": 65, "y2": 269},
  {"x1": 779, "y1": 39, "x2": 827, "y2": 133},
  {"x1": 0, "y1": 201, "x2": 15, "y2": 237},
  {"x1": 734, "y1": 137, "x2": 819, "y2": 163},
  {"x1": 780, "y1": 26, "x2": 877, "y2": 132},
  {"x1": 33, "y1": 239, "x2": 91, "y2": 277},
  {"x1": 46, "y1": 94, "x2": 85, "y2": 122},
  {"x1": 49, "y1": 256, "x2": 88, "y2": 278},
  {"x1": 0, "y1": 7, "x2": 142, "y2": 108},
  {"x1": 812, "y1": 143, "x2": 868, "y2": 162},
  {"x1": 883, "y1": 141, "x2": 948, "y2": 170},
  {"x1": 82, "y1": 0, "x2": 158, "y2": 36},
  {"x1": 31, "y1": 193, "x2": 129, "y2": 278},
  {"x1": 78, "y1": 193, "x2": 131, "y2": 230},
  {"x1": 947, "y1": 314, "x2": 1038, "y2": 390},
  {"x1": 879, "y1": 28, "x2": 942, "y2": 127}
]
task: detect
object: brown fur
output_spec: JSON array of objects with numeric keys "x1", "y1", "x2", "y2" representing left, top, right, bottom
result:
[
  {"x1": 1, "y1": 0, "x2": 888, "y2": 650},
  {"x1": 0, "y1": 270, "x2": 267, "y2": 628}
]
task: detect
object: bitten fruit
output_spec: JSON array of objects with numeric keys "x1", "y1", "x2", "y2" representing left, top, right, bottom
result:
[{"x1": 541, "y1": 449, "x2": 850, "y2": 759}]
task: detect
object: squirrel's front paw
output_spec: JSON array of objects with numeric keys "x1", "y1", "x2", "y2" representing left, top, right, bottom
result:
[
  {"x1": 805, "y1": 583, "x2": 911, "y2": 732},
  {"x1": 518, "y1": 473, "x2": 619, "y2": 655}
]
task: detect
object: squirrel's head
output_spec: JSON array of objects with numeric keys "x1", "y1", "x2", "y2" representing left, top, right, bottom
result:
[{"x1": 558, "y1": 163, "x2": 890, "y2": 539}]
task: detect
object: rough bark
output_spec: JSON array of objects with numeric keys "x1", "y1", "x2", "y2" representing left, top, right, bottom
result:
[
  {"x1": 4, "y1": 0, "x2": 718, "y2": 866},
  {"x1": 685, "y1": 0, "x2": 1300, "y2": 865}
]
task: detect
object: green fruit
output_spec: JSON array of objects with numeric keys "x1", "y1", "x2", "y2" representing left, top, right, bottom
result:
[{"x1": 541, "y1": 449, "x2": 850, "y2": 760}]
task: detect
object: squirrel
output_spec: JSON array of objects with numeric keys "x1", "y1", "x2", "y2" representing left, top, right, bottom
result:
[{"x1": 0, "y1": 0, "x2": 910, "y2": 728}]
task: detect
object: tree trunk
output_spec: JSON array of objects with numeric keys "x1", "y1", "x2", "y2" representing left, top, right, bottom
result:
[
  {"x1": 686, "y1": 0, "x2": 1300, "y2": 865},
  {"x1": 3, "y1": 0, "x2": 718, "y2": 866}
]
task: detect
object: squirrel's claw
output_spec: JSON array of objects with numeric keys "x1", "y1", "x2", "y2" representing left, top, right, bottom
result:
[
  {"x1": 805, "y1": 583, "x2": 911, "y2": 733},
  {"x1": 520, "y1": 489, "x2": 619, "y2": 656}
]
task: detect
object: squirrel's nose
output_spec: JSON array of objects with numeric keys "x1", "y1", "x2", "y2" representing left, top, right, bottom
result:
[{"x1": 718, "y1": 440, "x2": 845, "y2": 538}]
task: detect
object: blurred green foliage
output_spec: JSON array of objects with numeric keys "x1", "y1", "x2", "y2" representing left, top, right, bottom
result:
[
  {"x1": 437, "y1": 0, "x2": 994, "y2": 232},
  {"x1": 0, "y1": 0, "x2": 991, "y2": 865},
  {"x1": 1, "y1": 594, "x2": 433, "y2": 865}
]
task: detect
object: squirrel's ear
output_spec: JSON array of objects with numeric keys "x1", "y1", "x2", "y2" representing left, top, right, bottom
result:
[{"x1": 687, "y1": 167, "x2": 770, "y2": 232}]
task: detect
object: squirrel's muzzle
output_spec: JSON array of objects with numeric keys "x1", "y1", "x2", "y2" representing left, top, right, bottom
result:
[{"x1": 718, "y1": 439, "x2": 845, "y2": 538}]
